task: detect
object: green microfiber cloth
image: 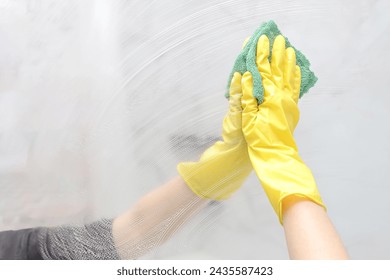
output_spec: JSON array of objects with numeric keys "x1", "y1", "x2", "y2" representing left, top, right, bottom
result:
[{"x1": 226, "y1": 20, "x2": 318, "y2": 104}]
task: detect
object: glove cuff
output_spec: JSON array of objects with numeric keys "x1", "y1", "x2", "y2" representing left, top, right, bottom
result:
[{"x1": 177, "y1": 142, "x2": 251, "y2": 200}]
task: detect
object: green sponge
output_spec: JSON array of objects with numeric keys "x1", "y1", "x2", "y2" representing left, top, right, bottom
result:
[{"x1": 226, "y1": 20, "x2": 318, "y2": 104}]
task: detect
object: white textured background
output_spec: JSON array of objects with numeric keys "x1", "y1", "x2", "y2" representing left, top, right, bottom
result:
[{"x1": 0, "y1": 0, "x2": 389, "y2": 259}]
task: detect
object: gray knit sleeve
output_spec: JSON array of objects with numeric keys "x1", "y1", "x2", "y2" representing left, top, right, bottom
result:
[
  {"x1": 0, "y1": 228, "x2": 43, "y2": 260},
  {"x1": 39, "y1": 219, "x2": 119, "y2": 260}
]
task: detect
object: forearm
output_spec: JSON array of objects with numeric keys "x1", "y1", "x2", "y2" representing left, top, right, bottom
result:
[
  {"x1": 282, "y1": 195, "x2": 348, "y2": 259},
  {"x1": 112, "y1": 176, "x2": 208, "y2": 259}
]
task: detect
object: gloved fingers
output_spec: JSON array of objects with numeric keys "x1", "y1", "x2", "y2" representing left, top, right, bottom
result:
[
  {"x1": 292, "y1": 65, "x2": 301, "y2": 103},
  {"x1": 271, "y1": 35, "x2": 286, "y2": 89},
  {"x1": 228, "y1": 72, "x2": 243, "y2": 113},
  {"x1": 256, "y1": 35, "x2": 272, "y2": 81},
  {"x1": 241, "y1": 72, "x2": 258, "y2": 117},
  {"x1": 283, "y1": 47, "x2": 296, "y2": 96}
]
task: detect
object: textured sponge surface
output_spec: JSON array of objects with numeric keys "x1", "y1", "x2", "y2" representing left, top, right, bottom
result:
[{"x1": 226, "y1": 20, "x2": 318, "y2": 104}]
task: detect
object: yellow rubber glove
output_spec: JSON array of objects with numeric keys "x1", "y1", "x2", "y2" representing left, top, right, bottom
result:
[
  {"x1": 177, "y1": 73, "x2": 252, "y2": 200},
  {"x1": 241, "y1": 34, "x2": 325, "y2": 223}
]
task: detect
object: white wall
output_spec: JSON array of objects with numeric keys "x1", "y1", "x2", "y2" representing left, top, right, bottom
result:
[{"x1": 0, "y1": 0, "x2": 389, "y2": 259}]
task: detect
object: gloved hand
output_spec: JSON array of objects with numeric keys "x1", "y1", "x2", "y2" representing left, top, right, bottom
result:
[
  {"x1": 241, "y1": 34, "x2": 325, "y2": 223},
  {"x1": 177, "y1": 72, "x2": 252, "y2": 200}
]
